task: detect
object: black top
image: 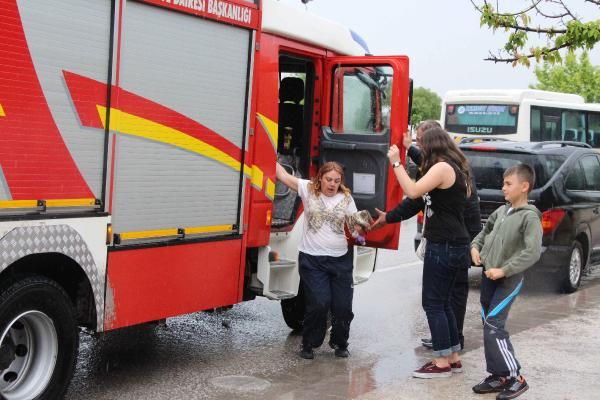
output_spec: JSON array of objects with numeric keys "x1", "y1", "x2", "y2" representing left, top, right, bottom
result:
[
  {"x1": 386, "y1": 145, "x2": 481, "y2": 240},
  {"x1": 424, "y1": 161, "x2": 469, "y2": 243}
]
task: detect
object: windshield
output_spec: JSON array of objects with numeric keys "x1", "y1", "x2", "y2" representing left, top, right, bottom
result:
[
  {"x1": 463, "y1": 150, "x2": 566, "y2": 190},
  {"x1": 445, "y1": 104, "x2": 518, "y2": 135}
]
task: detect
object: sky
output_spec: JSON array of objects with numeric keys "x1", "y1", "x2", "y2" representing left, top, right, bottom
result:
[{"x1": 281, "y1": 0, "x2": 600, "y2": 98}]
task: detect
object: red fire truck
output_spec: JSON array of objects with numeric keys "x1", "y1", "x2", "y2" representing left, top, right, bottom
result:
[{"x1": 0, "y1": 0, "x2": 410, "y2": 398}]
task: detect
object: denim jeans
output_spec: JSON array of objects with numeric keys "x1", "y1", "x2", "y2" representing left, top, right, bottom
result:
[
  {"x1": 422, "y1": 241, "x2": 470, "y2": 357},
  {"x1": 299, "y1": 250, "x2": 354, "y2": 350}
]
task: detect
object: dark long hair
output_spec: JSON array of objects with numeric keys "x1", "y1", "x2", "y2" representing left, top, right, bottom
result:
[{"x1": 420, "y1": 127, "x2": 472, "y2": 196}]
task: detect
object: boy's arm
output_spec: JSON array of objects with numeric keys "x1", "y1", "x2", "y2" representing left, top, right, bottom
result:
[
  {"x1": 500, "y1": 212, "x2": 543, "y2": 277},
  {"x1": 471, "y1": 207, "x2": 499, "y2": 250}
]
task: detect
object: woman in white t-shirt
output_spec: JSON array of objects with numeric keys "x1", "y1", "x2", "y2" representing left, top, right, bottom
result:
[{"x1": 276, "y1": 161, "x2": 360, "y2": 360}]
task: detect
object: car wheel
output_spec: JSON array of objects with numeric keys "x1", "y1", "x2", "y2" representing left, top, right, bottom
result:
[
  {"x1": 281, "y1": 284, "x2": 305, "y2": 331},
  {"x1": 0, "y1": 276, "x2": 78, "y2": 400},
  {"x1": 562, "y1": 241, "x2": 584, "y2": 293}
]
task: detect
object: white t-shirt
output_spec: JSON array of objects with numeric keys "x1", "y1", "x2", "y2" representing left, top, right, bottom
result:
[{"x1": 297, "y1": 179, "x2": 357, "y2": 257}]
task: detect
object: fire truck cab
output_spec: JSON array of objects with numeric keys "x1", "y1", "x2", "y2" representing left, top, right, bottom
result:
[{"x1": 0, "y1": 0, "x2": 409, "y2": 398}]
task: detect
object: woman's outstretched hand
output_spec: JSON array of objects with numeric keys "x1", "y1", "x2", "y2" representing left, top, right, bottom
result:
[{"x1": 370, "y1": 208, "x2": 387, "y2": 230}]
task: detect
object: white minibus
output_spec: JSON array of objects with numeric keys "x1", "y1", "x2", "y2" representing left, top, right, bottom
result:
[{"x1": 441, "y1": 89, "x2": 600, "y2": 147}]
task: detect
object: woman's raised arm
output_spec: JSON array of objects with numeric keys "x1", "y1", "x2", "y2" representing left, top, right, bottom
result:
[{"x1": 276, "y1": 162, "x2": 299, "y2": 192}]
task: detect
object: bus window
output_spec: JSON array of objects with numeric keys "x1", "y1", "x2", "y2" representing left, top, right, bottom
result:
[
  {"x1": 445, "y1": 104, "x2": 518, "y2": 135},
  {"x1": 588, "y1": 113, "x2": 600, "y2": 148},
  {"x1": 531, "y1": 108, "x2": 541, "y2": 141},
  {"x1": 540, "y1": 109, "x2": 561, "y2": 141},
  {"x1": 561, "y1": 110, "x2": 585, "y2": 142}
]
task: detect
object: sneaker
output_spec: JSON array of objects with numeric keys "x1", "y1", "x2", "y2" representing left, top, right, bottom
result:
[
  {"x1": 472, "y1": 375, "x2": 508, "y2": 394},
  {"x1": 299, "y1": 347, "x2": 314, "y2": 360},
  {"x1": 334, "y1": 348, "x2": 349, "y2": 358},
  {"x1": 421, "y1": 338, "x2": 433, "y2": 349},
  {"x1": 496, "y1": 376, "x2": 529, "y2": 400},
  {"x1": 450, "y1": 361, "x2": 462, "y2": 373},
  {"x1": 412, "y1": 361, "x2": 452, "y2": 379}
]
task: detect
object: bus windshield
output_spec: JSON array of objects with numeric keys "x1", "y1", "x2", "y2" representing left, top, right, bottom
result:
[{"x1": 445, "y1": 104, "x2": 518, "y2": 135}]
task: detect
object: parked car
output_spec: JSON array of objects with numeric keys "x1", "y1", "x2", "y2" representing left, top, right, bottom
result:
[{"x1": 415, "y1": 140, "x2": 600, "y2": 293}]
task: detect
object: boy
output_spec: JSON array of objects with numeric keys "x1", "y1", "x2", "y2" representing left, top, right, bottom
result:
[{"x1": 470, "y1": 164, "x2": 542, "y2": 400}]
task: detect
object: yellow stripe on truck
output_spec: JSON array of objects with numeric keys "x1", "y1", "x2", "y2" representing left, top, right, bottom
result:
[
  {"x1": 118, "y1": 228, "x2": 180, "y2": 241},
  {"x1": 0, "y1": 104, "x2": 5, "y2": 117},
  {"x1": 46, "y1": 198, "x2": 97, "y2": 207},
  {"x1": 0, "y1": 200, "x2": 39, "y2": 209},
  {"x1": 185, "y1": 224, "x2": 234, "y2": 235},
  {"x1": 0, "y1": 198, "x2": 97, "y2": 209},
  {"x1": 256, "y1": 113, "x2": 278, "y2": 150},
  {"x1": 117, "y1": 224, "x2": 235, "y2": 242},
  {"x1": 97, "y1": 106, "x2": 252, "y2": 174}
]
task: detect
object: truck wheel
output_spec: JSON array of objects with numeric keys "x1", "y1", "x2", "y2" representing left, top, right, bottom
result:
[
  {"x1": 0, "y1": 276, "x2": 78, "y2": 400},
  {"x1": 562, "y1": 241, "x2": 583, "y2": 293},
  {"x1": 280, "y1": 284, "x2": 304, "y2": 331}
]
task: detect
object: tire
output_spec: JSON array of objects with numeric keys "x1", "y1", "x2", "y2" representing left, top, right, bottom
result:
[
  {"x1": 0, "y1": 276, "x2": 78, "y2": 400},
  {"x1": 280, "y1": 284, "x2": 305, "y2": 331},
  {"x1": 562, "y1": 241, "x2": 584, "y2": 293}
]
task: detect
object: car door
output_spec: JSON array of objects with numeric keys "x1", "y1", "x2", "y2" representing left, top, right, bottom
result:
[
  {"x1": 579, "y1": 155, "x2": 600, "y2": 263},
  {"x1": 321, "y1": 56, "x2": 410, "y2": 249}
]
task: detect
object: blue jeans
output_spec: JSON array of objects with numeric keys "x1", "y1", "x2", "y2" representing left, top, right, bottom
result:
[{"x1": 422, "y1": 241, "x2": 470, "y2": 357}]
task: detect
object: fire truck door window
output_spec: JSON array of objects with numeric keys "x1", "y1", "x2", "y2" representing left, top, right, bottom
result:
[{"x1": 332, "y1": 66, "x2": 393, "y2": 135}]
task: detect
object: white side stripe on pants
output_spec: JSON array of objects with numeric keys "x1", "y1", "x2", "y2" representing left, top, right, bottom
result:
[{"x1": 496, "y1": 338, "x2": 518, "y2": 377}]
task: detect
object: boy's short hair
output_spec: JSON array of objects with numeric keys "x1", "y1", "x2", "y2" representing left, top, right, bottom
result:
[{"x1": 504, "y1": 163, "x2": 535, "y2": 193}]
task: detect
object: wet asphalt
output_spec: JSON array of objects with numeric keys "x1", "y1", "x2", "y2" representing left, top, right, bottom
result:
[{"x1": 65, "y1": 219, "x2": 600, "y2": 400}]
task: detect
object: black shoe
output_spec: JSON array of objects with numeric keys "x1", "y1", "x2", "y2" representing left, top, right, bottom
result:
[
  {"x1": 299, "y1": 347, "x2": 314, "y2": 359},
  {"x1": 472, "y1": 375, "x2": 508, "y2": 394},
  {"x1": 421, "y1": 338, "x2": 433, "y2": 349},
  {"x1": 496, "y1": 377, "x2": 529, "y2": 400},
  {"x1": 334, "y1": 348, "x2": 349, "y2": 358}
]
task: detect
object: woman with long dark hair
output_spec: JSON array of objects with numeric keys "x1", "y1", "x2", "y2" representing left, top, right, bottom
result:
[{"x1": 387, "y1": 127, "x2": 472, "y2": 378}]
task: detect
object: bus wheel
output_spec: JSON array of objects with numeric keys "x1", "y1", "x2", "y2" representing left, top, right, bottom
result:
[
  {"x1": 280, "y1": 284, "x2": 304, "y2": 332},
  {"x1": 0, "y1": 276, "x2": 78, "y2": 400},
  {"x1": 562, "y1": 241, "x2": 583, "y2": 293}
]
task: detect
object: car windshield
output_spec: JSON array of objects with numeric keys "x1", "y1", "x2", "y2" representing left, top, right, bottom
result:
[{"x1": 463, "y1": 150, "x2": 566, "y2": 190}]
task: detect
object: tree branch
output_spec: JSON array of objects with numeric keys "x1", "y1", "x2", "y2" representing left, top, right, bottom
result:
[
  {"x1": 471, "y1": 0, "x2": 543, "y2": 16},
  {"x1": 484, "y1": 42, "x2": 572, "y2": 63},
  {"x1": 584, "y1": 0, "x2": 600, "y2": 5},
  {"x1": 496, "y1": 23, "x2": 566, "y2": 34}
]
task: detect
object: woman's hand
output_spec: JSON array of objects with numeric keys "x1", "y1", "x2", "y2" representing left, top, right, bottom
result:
[
  {"x1": 402, "y1": 131, "x2": 412, "y2": 150},
  {"x1": 370, "y1": 208, "x2": 387, "y2": 230},
  {"x1": 387, "y1": 145, "x2": 401, "y2": 164}
]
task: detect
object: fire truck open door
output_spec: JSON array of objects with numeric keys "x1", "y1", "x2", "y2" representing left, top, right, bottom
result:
[{"x1": 321, "y1": 56, "x2": 410, "y2": 250}]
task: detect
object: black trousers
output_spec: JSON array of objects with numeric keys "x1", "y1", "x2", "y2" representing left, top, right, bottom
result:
[{"x1": 298, "y1": 250, "x2": 354, "y2": 350}]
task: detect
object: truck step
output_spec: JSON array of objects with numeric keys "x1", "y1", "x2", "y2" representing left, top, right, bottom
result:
[
  {"x1": 269, "y1": 290, "x2": 297, "y2": 300},
  {"x1": 270, "y1": 259, "x2": 296, "y2": 269}
]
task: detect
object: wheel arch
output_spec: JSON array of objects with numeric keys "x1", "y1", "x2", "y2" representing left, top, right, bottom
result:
[
  {"x1": 575, "y1": 231, "x2": 590, "y2": 268},
  {"x1": 0, "y1": 253, "x2": 97, "y2": 330}
]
